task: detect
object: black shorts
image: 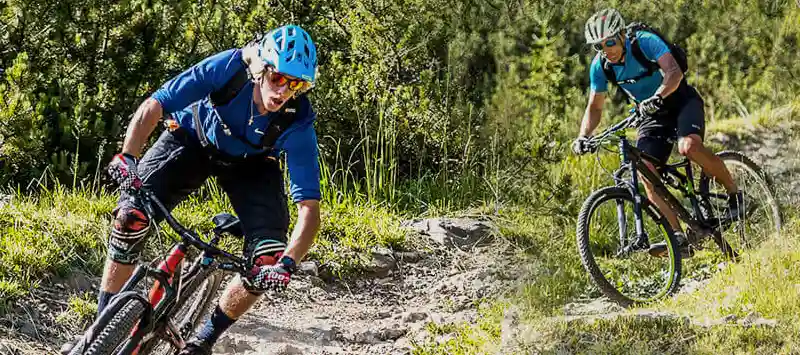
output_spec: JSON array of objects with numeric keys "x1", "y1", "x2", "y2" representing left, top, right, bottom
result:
[
  {"x1": 117, "y1": 129, "x2": 290, "y2": 258},
  {"x1": 636, "y1": 85, "x2": 706, "y2": 164}
]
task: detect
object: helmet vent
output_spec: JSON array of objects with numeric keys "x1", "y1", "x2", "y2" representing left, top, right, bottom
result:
[{"x1": 258, "y1": 25, "x2": 317, "y2": 84}]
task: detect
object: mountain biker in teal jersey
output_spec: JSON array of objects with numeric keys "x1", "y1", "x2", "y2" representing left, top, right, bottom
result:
[
  {"x1": 63, "y1": 25, "x2": 322, "y2": 355},
  {"x1": 572, "y1": 9, "x2": 744, "y2": 256}
]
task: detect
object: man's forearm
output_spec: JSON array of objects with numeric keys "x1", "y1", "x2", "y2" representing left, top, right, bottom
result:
[
  {"x1": 580, "y1": 107, "x2": 603, "y2": 137},
  {"x1": 655, "y1": 70, "x2": 683, "y2": 98},
  {"x1": 654, "y1": 54, "x2": 684, "y2": 99},
  {"x1": 122, "y1": 98, "x2": 164, "y2": 157},
  {"x1": 284, "y1": 200, "x2": 321, "y2": 261}
]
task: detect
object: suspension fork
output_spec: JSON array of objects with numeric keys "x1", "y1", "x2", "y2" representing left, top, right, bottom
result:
[
  {"x1": 618, "y1": 139, "x2": 649, "y2": 247},
  {"x1": 612, "y1": 165, "x2": 630, "y2": 247},
  {"x1": 120, "y1": 243, "x2": 188, "y2": 355}
]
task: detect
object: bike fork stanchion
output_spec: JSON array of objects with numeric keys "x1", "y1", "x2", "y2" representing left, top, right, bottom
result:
[
  {"x1": 616, "y1": 200, "x2": 628, "y2": 248},
  {"x1": 631, "y1": 179, "x2": 648, "y2": 245},
  {"x1": 621, "y1": 139, "x2": 649, "y2": 248}
]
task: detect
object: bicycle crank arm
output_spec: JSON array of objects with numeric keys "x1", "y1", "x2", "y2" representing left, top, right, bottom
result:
[
  {"x1": 616, "y1": 232, "x2": 650, "y2": 257},
  {"x1": 165, "y1": 319, "x2": 188, "y2": 350}
]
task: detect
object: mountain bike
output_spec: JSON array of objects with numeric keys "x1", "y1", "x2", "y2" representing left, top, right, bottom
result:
[
  {"x1": 68, "y1": 186, "x2": 251, "y2": 355},
  {"x1": 576, "y1": 110, "x2": 782, "y2": 307}
]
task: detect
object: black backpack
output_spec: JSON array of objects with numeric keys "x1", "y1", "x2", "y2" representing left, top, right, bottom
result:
[
  {"x1": 195, "y1": 61, "x2": 301, "y2": 154},
  {"x1": 601, "y1": 22, "x2": 688, "y2": 100}
]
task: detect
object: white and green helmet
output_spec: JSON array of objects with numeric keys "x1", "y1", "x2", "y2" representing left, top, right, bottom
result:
[{"x1": 584, "y1": 8, "x2": 625, "y2": 44}]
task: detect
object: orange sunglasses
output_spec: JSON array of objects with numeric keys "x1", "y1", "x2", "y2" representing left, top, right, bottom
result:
[{"x1": 266, "y1": 67, "x2": 312, "y2": 92}]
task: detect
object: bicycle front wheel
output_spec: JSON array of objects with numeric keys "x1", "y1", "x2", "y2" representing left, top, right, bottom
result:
[
  {"x1": 137, "y1": 257, "x2": 222, "y2": 355},
  {"x1": 577, "y1": 186, "x2": 682, "y2": 307},
  {"x1": 72, "y1": 300, "x2": 146, "y2": 355}
]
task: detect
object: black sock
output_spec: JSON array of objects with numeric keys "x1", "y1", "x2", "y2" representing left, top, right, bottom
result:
[
  {"x1": 196, "y1": 305, "x2": 237, "y2": 345},
  {"x1": 97, "y1": 290, "x2": 117, "y2": 316}
]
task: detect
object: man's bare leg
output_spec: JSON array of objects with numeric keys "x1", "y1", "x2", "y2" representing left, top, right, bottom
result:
[{"x1": 678, "y1": 134, "x2": 737, "y2": 193}]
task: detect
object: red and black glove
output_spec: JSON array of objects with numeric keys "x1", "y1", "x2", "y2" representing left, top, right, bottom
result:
[
  {"x1": 108, "y1": 153, "x2": 142, "y2": 191},
  {"x1": 248, "y1": 255, "x2": 297, "y2": 292}
]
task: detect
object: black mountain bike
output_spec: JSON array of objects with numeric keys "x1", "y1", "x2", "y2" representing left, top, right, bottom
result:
[
  {"x1": 576, "y1": 111, "x2": 782, "y2": 307},
  {"x1": 68, "y1": 187, "x2": 251, "y2": 355}
]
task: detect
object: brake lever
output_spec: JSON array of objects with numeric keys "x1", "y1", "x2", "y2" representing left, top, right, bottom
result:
[{"x1": 630, "y1": 109, "x2": 654, "y2": 129}]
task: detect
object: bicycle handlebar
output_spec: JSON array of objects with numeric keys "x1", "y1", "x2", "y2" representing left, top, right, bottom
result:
[
  {"x1": 135, "y1": 188, "x2": 249, "y2": 273},
  {"x1": 586, "y1": 110, "x2": 645, "y2": 150}
]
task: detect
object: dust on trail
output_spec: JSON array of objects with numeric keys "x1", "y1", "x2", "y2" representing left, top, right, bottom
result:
[
  {"x1": 550, "y1": 119, "x2": 799, "y2": 331},
  {"x1": 2, "y1": 121, "x2": 797, "y2": 355},
  {"x1": 1, "y1": 218, "x2": 522, "y2": 355}
]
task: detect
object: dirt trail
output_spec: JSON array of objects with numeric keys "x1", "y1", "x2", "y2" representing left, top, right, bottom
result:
[
  {"x1": 0, "y1": 218, "x2": 521, "y2": 355},
  {"x1": 2, "y1": 120, "x2": 798, "y2": 355},
  {"x1": 549, "y1": 119, "x2": 800, "y2": 328},
  {"x1": 211, "y1": 218, "x2": 521, "y2": 355}
]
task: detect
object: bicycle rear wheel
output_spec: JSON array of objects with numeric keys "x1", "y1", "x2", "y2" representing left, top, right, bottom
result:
[
  {"x1": 699, "y1": 151, "x2": 782, "y2": 255},
  {"x1": 137, "y1": 257, "x2": 222, "y2": 355},
  {"x1": 577, "y1": 186, "x2": 682, "y2": 307}
]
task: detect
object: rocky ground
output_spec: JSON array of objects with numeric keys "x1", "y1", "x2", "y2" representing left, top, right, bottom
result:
[
  {"x1": 2, "y1": 119, "x2": 797, "y2": 355},
  {"x1": 0, "y1": 217, "x2": 524, "y2": 355},
  {"x1": 211, "y1": 217, "x2": 522, "y2": 355},
  {"x1": 498, "y1": 119, "x2": 800, "y2": 349}
]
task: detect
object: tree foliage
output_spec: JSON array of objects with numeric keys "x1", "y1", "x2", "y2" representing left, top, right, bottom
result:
[{"x1": 1, "y1": 0, "x2": 797, "y2": 205}]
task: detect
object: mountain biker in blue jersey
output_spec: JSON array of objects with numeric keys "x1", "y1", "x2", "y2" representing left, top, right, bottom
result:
[
  {"x1": 572, "y1": 9, "x2": 744, "y2": 257},
  {"x1": 63, "y1": 25, "x2": 322, "y2": 355}
]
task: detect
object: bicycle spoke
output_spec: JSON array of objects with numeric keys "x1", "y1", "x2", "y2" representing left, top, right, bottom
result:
[
  {"x1": 578, "y1": 187, "x2": 681, "y2": 306},
  {"x1": 699, "y1": 152, "x2": 781, "y2": 258}
]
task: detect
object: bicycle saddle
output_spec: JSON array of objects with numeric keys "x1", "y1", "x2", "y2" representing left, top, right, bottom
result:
[{"x1": 212, "y1": 213, "x2": 244, "y2": 238}]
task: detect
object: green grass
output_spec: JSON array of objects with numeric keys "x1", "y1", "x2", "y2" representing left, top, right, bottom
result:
[
  {"x1": 706, "y1": 99, "x2": 799, "y2": 138},
  {"x1": 412, "y1": 301, "x2": 507, "y2": 355},
  {"x1": 412, "y1": 108, "x2": 800, "y2": 354},
  {"x1": 0, "y1": 185, "x2": 112, "y2": 304},
  {"x1": 0, "y1": 178, "x2": 410, "y2": 308},
  {"x1": 311, "y1": 199, "x2": 407, "y2": 277},
  {"x1": 507, "y1": 217, "x2": 800, "y2": 354},
  {"x1": 56, "y1": 292, "x2": 98, "y2": 326}
]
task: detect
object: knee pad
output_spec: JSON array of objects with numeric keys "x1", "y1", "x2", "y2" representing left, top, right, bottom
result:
[
  {"x1": 108, "y1": 206, "x2": 151, "y2": 264},
  {"x1": 242, "y1": 238, "x2": 287, "y2": 295},
  {"x1": 249, "y1": 238, "x2": 287, "y2": 266}
]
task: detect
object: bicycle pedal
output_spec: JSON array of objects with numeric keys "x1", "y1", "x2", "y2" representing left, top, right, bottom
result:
[
  {"x1": 687, "y1": 227, "x2": 713, "y2": 243},
  {"x1": 616, "y1": 238, "x2": 650, "y2": 258}
]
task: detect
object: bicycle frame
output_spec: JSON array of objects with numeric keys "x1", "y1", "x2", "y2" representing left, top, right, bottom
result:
[
  {"x1": 600, "y1": 116, "x2": 730, "y2": 253},
  {"x1": 91, "y1": 188, "x2": 250, "y2": 355}
]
